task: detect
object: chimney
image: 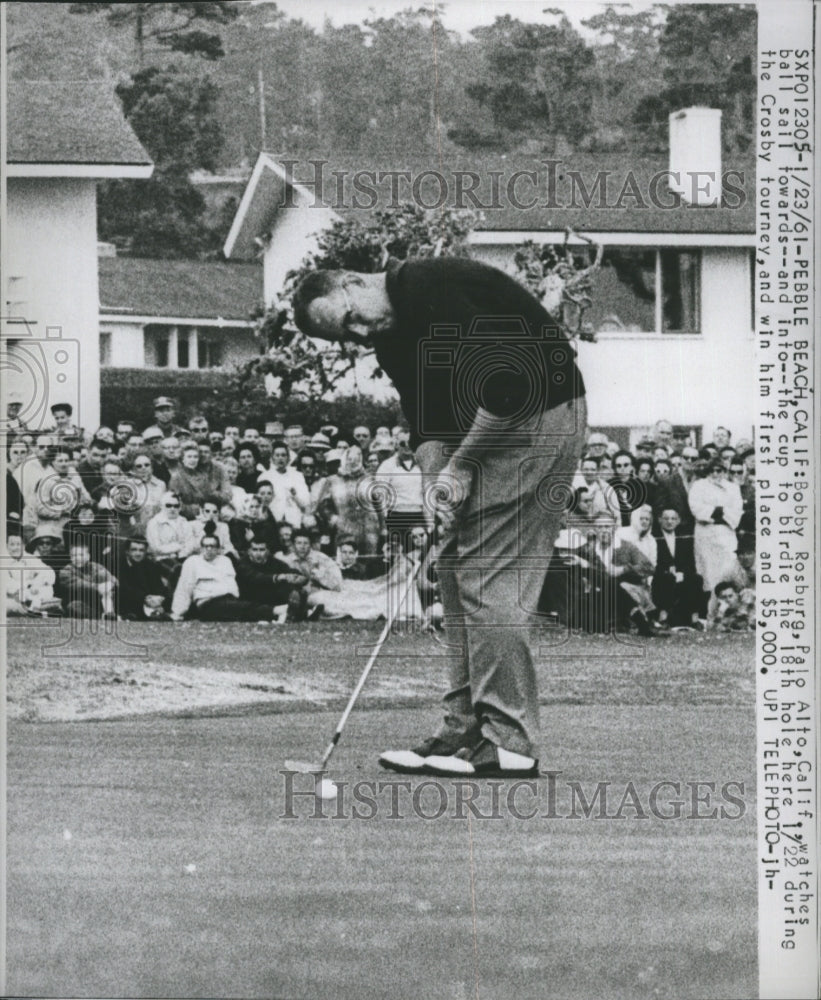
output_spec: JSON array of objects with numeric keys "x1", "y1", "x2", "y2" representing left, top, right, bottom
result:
[{"x1": 668, "y1": 108, "x2": 722, "y2": 206}]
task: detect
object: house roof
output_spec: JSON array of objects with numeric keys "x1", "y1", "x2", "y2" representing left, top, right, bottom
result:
[
  {"x1": 224, "y1": 149, "x2": 756, "y2": 259},
  {"x1": 6, "y1": 81, "x2": 153, "y2": 176},
  {"x1": 98, "y1": 257, "x2": 263, "y2": 323}
]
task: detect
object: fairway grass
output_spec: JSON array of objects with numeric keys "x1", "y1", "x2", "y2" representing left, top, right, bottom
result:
[{"x1": 5, "y1": 621, "x2": 756, "y2": 998}]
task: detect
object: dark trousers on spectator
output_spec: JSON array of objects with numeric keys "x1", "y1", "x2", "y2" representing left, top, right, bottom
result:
[
  {"x1": 191, "y1": 594, "x2": 273, "y2": 622},
  {"x1": 385, "y1": 510, "x2": 426, "y2": 553},
  {"x1": 651, "y1": 570, "x2": 705, "y2": 625},
  {"x1": 64, "y1": 584, "x2": 106, "y2": 619}
]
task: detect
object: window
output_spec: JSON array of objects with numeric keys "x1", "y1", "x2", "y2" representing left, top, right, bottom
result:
[
  {"x1": 99, "y1": 332, "x2": 112, "y2": 366},
  {"x1": 5, "y1": 275, "x2": 29, "y2": 321},
  {"x1": 144, "y1": 326, "x2": 169, "y2": 367},
  {"x1": 586, "y1": 248, "x2": 701, "y2": 334},
  {"x1": 197, "y1": 331, "x2": 223, "y2": 368},
  {"x1": 177, "y1": 335, "x2": 189, "y2": 369}
]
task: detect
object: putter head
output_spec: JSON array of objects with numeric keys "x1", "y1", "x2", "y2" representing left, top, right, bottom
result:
[{"x1": 283, "y1": 759, "x2": 325, "y2": 773}]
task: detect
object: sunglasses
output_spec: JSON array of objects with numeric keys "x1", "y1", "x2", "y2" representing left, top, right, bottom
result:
[{"x1": 165, "y1": 502, "x2": 180, "y2": 508}]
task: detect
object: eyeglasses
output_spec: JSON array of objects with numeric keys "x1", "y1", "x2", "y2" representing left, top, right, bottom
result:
[
  {"x1": 164, "y1": 502, "x2": 180, "y2": 508},
  {"x1": 134, "y1": 463, "x2": 151, "y2": 469}
]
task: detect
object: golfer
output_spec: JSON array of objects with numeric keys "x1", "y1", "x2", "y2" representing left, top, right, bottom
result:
[{"x1": 292, "y1": 256, "x2": 587, "y2": 777}]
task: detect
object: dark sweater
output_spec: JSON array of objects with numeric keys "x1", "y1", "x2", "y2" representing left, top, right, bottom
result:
[{"x1": 380, "y1": 257, "x2": 585, "y2": 449}]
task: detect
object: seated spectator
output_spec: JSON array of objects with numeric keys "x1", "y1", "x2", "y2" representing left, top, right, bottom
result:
[
  {"x1": 4, "y1": 531, "x2": 61, "y2": 616},
  {"x1": 689, "y1": 458, "x2": 743, "y2": 598},
  {"x1": 275, "y1": 520, "x2": 295, "y2": 556},
  {"x1": 236, "y1": 494, "x2": 279, "y2": 552},
  {"x1": 235, "y1": 532, "x2": 310, "y2": 621},
  {"x1": 651, "y1": 509, "x2": 705, "y2": 628},
  {"x1": 116, "y1": 536, "x2": 169, "y2": 620},
  {"x1": 336, "y1": 536, "x2": 367, "y2": 580},
  {"x1": 58, "y1": 540, "x2": 116, "y2": 619},
  {"x1": 276, "y1": 529, "x2": 343, "y2": 594},
  {"x1": 190, "y1": 497, "x2": 237, "y2": 559},
  {"x1": 614, "y1": 505, "x2": 665, "y2": 636},
  {"x1": 63, "y1": 501, "x2": 117, "y2": 568},
  {"x1": 567, "y1": 486, "x2": 598, "y2": 526},
  {"x1": 187, "y1": 414, "x2": 210, "y2": 445},
  {"x1": 145, "y1": 491, "x2": 198, "y2": 585},
  {"x1": 708, "y1": 580, "x2": 754, "y2": 632},
  {"x1": 25, "y1": 524, "x2": 69, "y2": 574},
  {"x1": 653, "y1": 454, "x2": 693, "y2": 533},
  {"x1": 170, "y1": 525, "x2": 274, "y2": 622},
  {"x1": 169, "y1": 442, "x2": 232, "y2": 518}
]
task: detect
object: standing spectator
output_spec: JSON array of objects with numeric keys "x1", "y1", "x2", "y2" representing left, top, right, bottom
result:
[
  {"x1": 116, "y1": 537, "x2": 168, "y2": 620},
  {"x1": 274, "y1": 521, "x2": 295, "y2": 557},
  {"x1": 634, "y1": 457, "x2": 658, "y2": 517},
  {"x1": 5, "y1": 389, "x2": 29, "y2": 435},
  {"x1": 114, "y1": 420, "x2": 137, "y2": 448},
  {"x1": 146, "y1": 491, "x2": 197, "y2": 584},
  {"x1": 219, "y1": 454, "x2": 249, "y2": 515},
  {"x1": 353, "y1": 425, "x2": 373, "y2": 458},
  {"x1": 651, "y1": 509, "x2": 704, "y2": 628},
  {"x1": 143, "y1": 397, "x2": 185, "y2": 439},
  {"x1": 128, "y1": 453, "x2": 166, "y2": 532},
  {"x1": 187, "y1": 415, "x2": 210, "y2": 444},
  {"x1": 584, "y1": 431, "x2": 610, "y2": 462},
  {"x1": 76, "y1": 438, "x2": 110, "y2": 497},
  {"x1": 284, "y1": 424, "x2": 306, "y2": 464},
  {"x1": 573, "y1": 454, "x2": 615, "y2": 517},
  {"x1": 308, "y1": 432, "x2": 332, "y2": 458},
  {"x1": 608, "y1": 450, "x2": 642, "y2": 527},
  {"x1": 16, "y1": 435, "x2": 56, "y2": 539},
  {"x1": 169, "y1": 443, "x2": 232, "y2": 518},
  {"x1": 235, "y1": 443, "x2": 263, "y2": 494},
  {"x1": 688, "y1": 459, "x2": 743, "y2": 598},
  {"x1": 141, "y1": 429, "x2": 168, "y2": 480},
  {"x1": 58, "y1": 540, "x2": 117, "y2": 619},
  {"x1": 652, "y1": 420, "x2": 675, "y2": 452},
  {"x1": 318, "y1": 445, "x2": 382, "y2": 557},
  {"x1": 704, "y1": 426, "x2": 732, "y2": 452},
  {"x1": 49, "y1": 402, "x2": 84, "y2": 450},
  {"x1": 170, "y1": 526, "x2": 274, "y2": 622},
  {"x1": 224, "y1": 425, "x2": 241, "y2": 444},
  {"x1": 4, "y1": 531, "x2": 61, "y2": 616},
  {"x1": 30, "y1": 450, "x2": 91, "y2": 534},
  {"x1": 375, "y1": 432, "x2": 425, "y2": 551},
  {"x1": 733, "y1": 452, "x2": 755, "y2": 552},
  {"x1": 259, "y1": 441, "x2": 309, "y2": 527},
  {"x1": 295, "y1": 450, "x2": 325, "y2": 532},
  {"x1": 242, "y1": 427, "x2": 261, "y2": 445},
  {"x1": 678, "y1": 445, "x2": 700, "y2": 490},
  {"x1": 719, "y1": 446, "x2": 737, "y2": 471}
]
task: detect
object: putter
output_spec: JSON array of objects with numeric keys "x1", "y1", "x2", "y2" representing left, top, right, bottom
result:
[{"x1": 284, "y1": 537, "x2": 430, "y2": 774}]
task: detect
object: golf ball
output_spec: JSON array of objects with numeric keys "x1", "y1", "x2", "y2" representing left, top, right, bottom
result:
[{"x1": 317, "y1": 778, "x2": 338, "y2": 800}]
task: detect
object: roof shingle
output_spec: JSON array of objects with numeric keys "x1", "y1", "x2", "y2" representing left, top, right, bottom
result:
[
  {"x1": 7, "y1": 80, "x2": 152, "y2": 166},
  {"x1": 99, "y1": 257, "x2": 263, "y2": 322}
]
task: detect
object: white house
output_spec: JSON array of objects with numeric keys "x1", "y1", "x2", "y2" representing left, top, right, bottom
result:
[
  {"x1": 3, "y1": 81, "x2": 153, "y2": 434},
  {"x1": 223, "y1": 110, "x2": 756, "y2": 446}
]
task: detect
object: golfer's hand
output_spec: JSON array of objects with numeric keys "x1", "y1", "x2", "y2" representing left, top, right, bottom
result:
[{"x1": 431, "y1": 462, "x2": 471, "y2": 533}]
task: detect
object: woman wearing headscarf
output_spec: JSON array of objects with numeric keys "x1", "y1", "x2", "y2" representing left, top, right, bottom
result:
[{"x1": 316, "y1": 445, "x2": 381, "y2": 558}]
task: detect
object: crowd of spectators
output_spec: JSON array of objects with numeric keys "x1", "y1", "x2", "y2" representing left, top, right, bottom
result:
[{"x1": 5, "y1": 400, "x2": 755, "y2": 635}]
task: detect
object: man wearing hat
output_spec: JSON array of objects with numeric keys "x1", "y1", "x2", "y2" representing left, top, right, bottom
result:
[
  {"x1": 585, "y1": 431, "x2": 609, "y2": 458},
  {"x1": 143, "y1": 397, "x2": 185, "y2": 439},
  {"x1": 308, "y1": 431, "x2": 331, "y2": 454},
  {"x1": 26, "y1": 524, "x2": 69, "y2": 574},
  {"x1": 5, "y1": 530, "x2": 62, "y2": 616},
  {"x1": 5, "y1": 388, "x2": 29, "y2": 434},
  {"x1": 49, "y1": 402, "x2": 84, "y2": 450}
]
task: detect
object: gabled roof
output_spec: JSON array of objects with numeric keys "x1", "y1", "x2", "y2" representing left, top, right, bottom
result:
[
  {"x1": 224, "y1": 148, "x2": 755, "y2": 260},
  {"x1": 99, "y1": 257, "x2": 263, "y2": 323},
  {"x1": 6, "y1": 81, "x2": 153, "y2": 178}
]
